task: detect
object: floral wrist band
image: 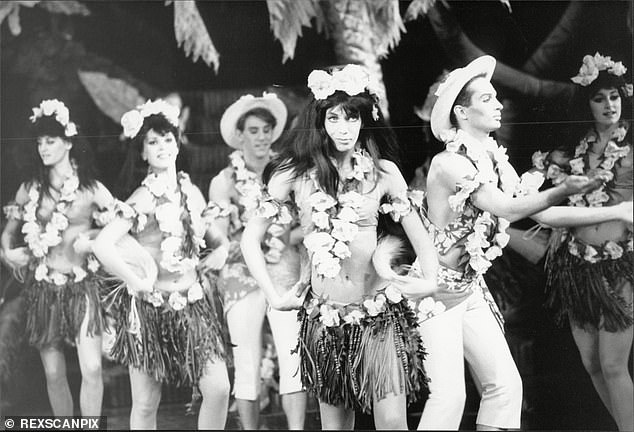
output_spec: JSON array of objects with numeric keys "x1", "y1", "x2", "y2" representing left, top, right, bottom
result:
[
  {"x1": 29, "y1": 99, "x2": 78, "y2": 137},
  {"x1": 571, "y1": 52, "x2": 630, "y2": 91},
  {"x1": 120, "y1": 99, "x2": 181, "y2": 139}
]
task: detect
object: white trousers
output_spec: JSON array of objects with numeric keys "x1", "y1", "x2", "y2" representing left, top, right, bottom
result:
[
  {"x1": 417, "y1": 292, "x2": 523, "y2": 430},
  {"x1": 226, "y1": 288, "x2": 303, "y2": 400}
]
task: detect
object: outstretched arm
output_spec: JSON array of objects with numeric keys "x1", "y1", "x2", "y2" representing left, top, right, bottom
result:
[
  {"x1": 201, "y1": 172, "x2": 233, "y2": 271},
  {"x1": 531, "y1": 201, "x2": 633, "y2": 227}
]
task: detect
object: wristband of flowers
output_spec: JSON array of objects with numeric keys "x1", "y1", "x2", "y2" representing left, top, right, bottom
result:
[
  {"x1": 565, "y1": 230, "x2": 633, "y2": 263},
  {"x1": 303, "y1": 284, "x2": 406, "y2": 328},
  {"x1": 139, "y1": 281, "x2": 206, "y2": 311},
  {"x1": 142, "y1": 171, "x2": 206, "y2": 274},
  {"x1": 3, "y1": 202, "x2": 23, "y2": 221},
  {"x1": 29, "y1": 99, "x2": 78, "y2": 137},
  {"x1": 92, "y1": 199, "x2": 148, "y2": 231},
  {"x1": 121, "y1": 99, "x2": 180, "y2": 139},
  {"x1": 571, "y1": 52, "x2": 628, "y2": 87}
]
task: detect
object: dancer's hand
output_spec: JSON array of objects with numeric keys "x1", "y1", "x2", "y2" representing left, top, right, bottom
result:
[
  {"x1": 199, "y1": 245, "x2": 229, "y2": 272},
  {"x1": 1, "y1": 246, "x2": 29, "y2": 271},
  {"x1": 73, "y1": 233, "x2": 93, "y2": 254},
  {"x1": 270, "y1": 281, "x2": 310, "y2": 311},
  {"x1": 563, "y1": 175, "x2": 603, "y2": 195},
  {"x1": 391, "y1": 274, "x2": 438, "y2": 299}
]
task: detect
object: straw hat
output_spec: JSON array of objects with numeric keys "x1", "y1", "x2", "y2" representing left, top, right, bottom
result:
[
  {"x1": 220, "y1": 92, "x2": 287, "y2": 149},
  {"x1": 430, "y1": 56, "x2": 496, "y2": 141}
]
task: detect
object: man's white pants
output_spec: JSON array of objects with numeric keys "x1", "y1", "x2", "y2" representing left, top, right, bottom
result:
[{"x1": 417, "y1": 292, "x2": 523, "y2": 430}]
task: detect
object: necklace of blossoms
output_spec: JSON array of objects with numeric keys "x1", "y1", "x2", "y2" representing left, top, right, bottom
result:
[
  {"x1": 229, "y1": 150, "x2": 290, "y2": 263},
  {"x1": 533, "y1": 121, "x2": 630, "y2": 208},
  {"x1": 303, "y1": 149, "x2": 374, "y2": 279},
  {"x1": 443, "y1": 129, "x2": 512, "y2": 276},
  {"x1": 139, "y1": 171, "x2": 206, "y2": 311},
  {"x1": 22, "y1": 168, "x2": 99, "y2": 284}
]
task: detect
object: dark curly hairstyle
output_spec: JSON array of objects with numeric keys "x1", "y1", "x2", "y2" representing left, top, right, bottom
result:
[
  {"x1": 116, "y1": 113, "x2": 184, "y2": 199},
  {"x1": 26, "y1": 115, "x2": 97, "y2": 196}
]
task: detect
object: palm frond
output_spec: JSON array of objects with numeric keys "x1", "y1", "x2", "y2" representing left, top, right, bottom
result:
[
  {"x1": 405, "y1": 0, "x2": 510, "y2": 22},
  {"x1": 77, "y1": 70, "x2": 146, "y2": 124},
  {"x1": 172, "y1": 0, "x2": 220, "y2": 73},
  {"x1": 266, "y1": 0, "x2": 323, "y2": 63},
  {"x1": 37, "y1": 1, "x2": 90, "y2": 16},
  {"x1": 0, "y1": 1, "x2": 38, "y2": 36},
  {"x1": 367, "y1": 0, "x2": 404, "y2": 58}
]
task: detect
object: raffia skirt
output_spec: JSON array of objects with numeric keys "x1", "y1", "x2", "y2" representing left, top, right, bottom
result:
[
  {"x1": 545, "y1": 234, "x2": 633, "y2": 332},
  {"x1": 295, "y1": 292, "x2": 428, "y2": 414},
  {"x1": 23, "y1": 272, "x2": 104, "y2": 350},
  {"x1": 103, "y1": 276, "x2": 228, "y2": 387}
]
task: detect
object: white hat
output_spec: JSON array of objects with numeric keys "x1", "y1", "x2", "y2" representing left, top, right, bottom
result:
[
  {"x1": 430, "y1": 56, "x2": 496, "y2": 141},
  {"x1": 220, "y1": 92, "x2": 287, "y2": 149}
]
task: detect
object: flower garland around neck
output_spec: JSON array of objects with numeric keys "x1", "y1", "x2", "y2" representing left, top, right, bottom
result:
[
  {"x1": 135, "y1": 171, "x2": 207, "y2": 311},
  {"x1": 441, "y1": 128, "x2": 512, "y2": 276},
  {"x1": 531, "y1": 121, "x2": 630, "y2": 208},
  {"x1": 21, "y1": 168, "x2": 100, "y2": 284},
  {"x1": 228, "y1": 150, "x2": 290, "y2": 264},
  {"x1": 302, "y1": 149, "x2": 374, "y2": 278}
]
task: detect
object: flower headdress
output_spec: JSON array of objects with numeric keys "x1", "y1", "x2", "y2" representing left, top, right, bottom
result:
[
  {"x1": 29, "y1": 99, "x2": 78, "y2": 137},
  {"x1": 307, "y1": 64, "x2": 380, "y2": 120},
  {"x1": 571, "y1": 52, "x2": 629, "y2": 89},
  {"x1": 120, "y1": 99, "x2": 181, "y2": 139}
]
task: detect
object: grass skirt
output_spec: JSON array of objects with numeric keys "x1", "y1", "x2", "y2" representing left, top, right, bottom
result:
[
  {"x1": 295, "y1": 293, "x2": 428, "y2": 414},
  {"x1": 546, "y1": 239, "x2": 633, "y2": 332},
  {"x1": 104, "y1": 280, "x2": 228, "y2": 387},
  {"x1": 23, "y1": 272, "x2": 104, "y2": 350}
]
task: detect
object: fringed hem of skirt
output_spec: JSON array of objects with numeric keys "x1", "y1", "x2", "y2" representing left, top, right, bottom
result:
[
  {"x1": 23, "y1": 273, "x2": 105, "y2": 350},
  {"x1": 546, "y1": 244, "x2": 633, "y2": 332},
  {"x1": 295, "y1": 297, "x2": 428, "y2": 414},
  {"x1": 105, "y1": 282, "x2": 228, "y2": 387}
]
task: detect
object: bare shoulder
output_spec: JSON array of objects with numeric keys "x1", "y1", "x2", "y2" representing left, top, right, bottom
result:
[
  {"x1": 268, "y1": 167, "x2": 296, "y2": 200},
  {"x1": 208, "y1": 167, "x2": 234, "y2": 200},
  {"x1": 429, "y1": 151, "x2": 477, "y2": 188},
  {"x1": 126, "y1": 186, "x2": 154, "y2": 213}
]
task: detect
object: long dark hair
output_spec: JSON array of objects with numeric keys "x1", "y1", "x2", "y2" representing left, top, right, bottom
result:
[
  {"x1": 26, "y1": 115, "x2": 97, "y2": 196},
  {"x1": 117, "y1": 113, "x2": 183, "y2": 199},
  {"x1": 264, "y1": 89, "x2": 399, "y2": 197}
]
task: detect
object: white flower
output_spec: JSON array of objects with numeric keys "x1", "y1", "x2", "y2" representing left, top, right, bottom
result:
[
  {"x1": 343, "y1": 309, "x2": 365, "y2": 325},
  {"x1": 568, "y1": 194, "x2": 586, "y2": 207},
  {"x1": 604, "y1": 241, "x2": 623, "y2": 259},
  {"x1": 495, "y1": 232, "x2": 510, "y2": 248},
  {"x1": 331, "y1": 64, "x2": 369, "y2": 96},
  {"x1": 307, "y1": 69, "x2": 336, "y2": 100},
  {"x1": 531, "y1": 151, "x2": 548, "y2": 170},
  {"x1": 256, "y1": 201, "x2": 278, "y2": 219},
  {"x1": 609, "y1": 61, "x2": 627, "y2": 76},
  {"x1": 600, "y1": 157, "x2": 617, "y2": 170},
  {"x1": 569, "y1": 157, "x2": 585, "y2": 175},
  {"x1": 72, "y1": 266, "x2": 87, "y2": 282},
  {"x1": 469, "y1": 254, "x2": 492, "y2": 274},
  {"x1": 484, "y1": 245, "x2": 503, "y2": 261},
  {"x1": 143, "y1": 174, "x2": 170, "y2": 197},
  {"x1": 516, "y1": 171, "x2": 545, "y2": 196},
  {"x1": 51, "y1": 272, "x2": 68, "y2": 286},
  {"x1": 64, "y1": 122, "x2": 78, "y2": 137},
  {"x1": 585, "y1": 189, "x2": 610, "y2": 207},
  {"x1": 605, "y1": 141, "x2": 630, "y2": 159},
  {"x1": 187, "y1": 282, "x2": 204, "y2": 303},
  {"x1": 168, "y1": 291, "x2": 187, "y2": 311},
  {"x1": 265, "y1": 236, "x2": 286, "y2": 252},
  {"x1": 161, "y1": 236, "x2": 182, "y2": 253},
  {"x1": 155, "y1": 202, "x2": 183, "y2": 235},
  {"x1": 120, "y1": 109, "x2": 144, "y2": 139},
  {"x1": 303, "y1": 231, "x2": 336, "y2": 253},
  {"x1": 34, "y1": 263, "x2": 49, "y2": 281},
  {"x1": 337, "y1": 206, "x2": 359, "y2": 223},
  {"x1": 417, "y1": 297, "x2": 446, "y2": 320},
  {"x1": 583, "y1": 245, "x2": 599, "y2": 263},
  {"x1": 384, "y1": 285, "x2": 403, "y2": 303},
  {"x1": 575, "y1": 140, "x2": 589, "y2": 157},
  {"x1": 315, "y1": 255, "x2": 341, "y2": 278},
  {"x1": 264, "y1": 248, "x2": 282, "y2": 264},
  {"x1": 266, "y1": 223, "x2": 285, "y2": 238},
  {"x1": 546, "y1": 164, "x2": 567, "y2": 185},
  {"x1": 87, "y1": 255, "x2": 100, "y2": 273},
  {"x1": 331, "y1": 219, "x2": 358, "y2": 243},
  {"x1": 338, "y1": 191, "x2": 365, "y2": 209},
  {"x1": 308, "y1": 191, "x2": 337, "y2": 212},
  {"x1": 50, "y1": 212, "x2": 69, "y2": 231},
  {"x1": 363, "y1": 295, "x2": 386, "y2": 317},
  {"x1": 331, "y1": 241, "x2": 351, "y2": 259},
  {"x1": 311, "y1": 211, "x2": 330, "y2": 229},
  {"x1": 138, "y1": 99, "x2": 180, "y2": 127},
  {"x1": 568, "y1": 241, "x2": 580, "y2": 256},
  {"x1": 611, "y1": 126, "x2": 628, "y2": 143},
  {"x1": 319, "y1": 305, "x2": 340, "y2": 327},
  {"x1": 146, "y1": 291, "x2": 164, "y2": 307}
]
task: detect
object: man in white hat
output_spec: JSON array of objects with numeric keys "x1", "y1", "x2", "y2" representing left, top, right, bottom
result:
[
  {"x1": 417, "y1": 55, "x2": 611, "y2": 430},
  {"x1": 204, "y1": 93, "x2": 307, "y2": 429}
]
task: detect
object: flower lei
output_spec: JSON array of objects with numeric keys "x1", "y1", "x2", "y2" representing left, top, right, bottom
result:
[
  {"x1": 531, "y1": 121, "x2": 631, "y2": 207},
  {"x1": 302, "y1": 149, "x2": 374, "y2": 278},
  {"x1": 29, "y1": 99, "x2": 78, "y2": 137},
  {"x1": 229, "y1": 150, "x2": 292, "y2": 264},
  {"x1": 571, "y1": 52, "x2": 630, "y2": 91},
  {"x1": 304, "y1": 284, "x2": 405, "y2": 328},
  {"x1": 307, "y1": 64, "x2": 380, "y2": 120},
  {"x1": 441, "y1": 128, "x2": 513, "y2": 276},
  {"x1": 120, "y1": 99, "x2": 180, "y2": 139},
  {"x1": 21, "y1": 170, "x2": 100, "y2": 284}
]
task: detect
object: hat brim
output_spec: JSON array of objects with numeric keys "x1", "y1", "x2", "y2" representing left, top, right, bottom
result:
[
  {"x1": 220, "y1": 95, "x2": 288, "y2": 149},
  {"x1": 430, "y1": 56, "x2": 496, "y2": 141}
]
